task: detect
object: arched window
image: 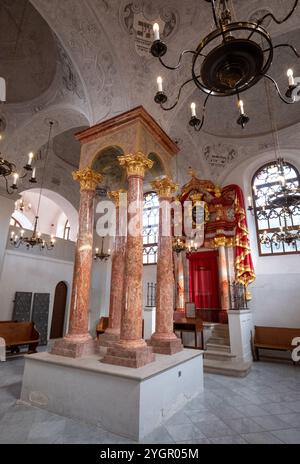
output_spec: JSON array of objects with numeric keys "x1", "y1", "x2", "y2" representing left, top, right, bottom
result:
[
  {"x1": 252, "y1": 160, "x2": 300, "y2": 255},
  {"x1": 10, "y1": 217, "x2": 22, "y2": 228},
  {"x1": 63, "y1": 220, "x2": 71, "y2": 240},
  {"x1": 143, "y1": 192, "x2": 159, "y2": 265}
]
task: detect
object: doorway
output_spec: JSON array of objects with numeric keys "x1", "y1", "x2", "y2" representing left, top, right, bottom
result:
[{"x1": 50, "y1": 282, "x2": 68, "y2": 339}]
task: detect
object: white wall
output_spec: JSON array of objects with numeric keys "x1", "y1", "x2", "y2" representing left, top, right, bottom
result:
[
  {"x1": 223, "y1": 149, "x2": 300, "y2": 328},
  {"x1": 0, "y1": 194, "x2": 15, "y2": 276},
  {"x1": 0, "y1": 229, "x2": 75, "y2": 339}
]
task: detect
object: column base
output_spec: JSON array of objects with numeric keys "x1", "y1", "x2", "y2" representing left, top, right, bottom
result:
[
  {"x1": 102, "y1": 340, "x2": 155, "y2": 368},
  {"x1": 51, "y1": 335, "x2": 97, "y2": 359},
  {"x1": 148, "y1": 335, "x2": 183, "y2": 355},
  {"x1": 98, "y1": 329, "x2": 120, "y2": 348}
]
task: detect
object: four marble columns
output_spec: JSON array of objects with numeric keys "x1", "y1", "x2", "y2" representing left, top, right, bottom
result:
[{"x1": 52, "y1": 153, "x2": 184, "y2": 365}]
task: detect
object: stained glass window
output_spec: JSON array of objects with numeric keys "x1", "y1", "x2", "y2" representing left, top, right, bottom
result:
[{"x1": 143, "y1": 192, "x2": 159, "y2": 264}]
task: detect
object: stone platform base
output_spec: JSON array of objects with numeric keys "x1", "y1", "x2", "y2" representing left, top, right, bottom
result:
[
  {"x1": 51, "y1": 337, "x2": 97, "y2": 358},
  {"x1": 148, "y1": 336, "x2": 183, "y2": 355},
  {"x1": 20, "y1": 349, "x2": 203, "y2": 440},
  {"x1": 102, "y1": 344, "x2": 155, "y2": 368}
]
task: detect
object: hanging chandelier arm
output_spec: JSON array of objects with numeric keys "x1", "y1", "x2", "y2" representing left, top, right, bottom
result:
[
  {"x1": 160, "y1": 75, "x2": 201, "y2": 111},
  {"x1": 263, "y1": 74, "x2": 295, "y2": 105},
  {"x1": 5, "y1": 176, "x2": 12, "y2": 195},
  {"x1": 194, "y1": 91, "x2": 212, "y2": 132},
  {"x1": 158, "y1": 50, "x2": 205, "y2": 71},
  {"x1": 210, "y1": 0, "x2": 220, "y2": 28},
  {"x1": 258, "y1": 0, "x2": 298, "y2": 26},
  {"x1": 263, "y1": 43, "x2": 300, "y2": 58}
]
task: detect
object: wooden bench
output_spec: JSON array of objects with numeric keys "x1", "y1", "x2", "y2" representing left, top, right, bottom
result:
[
  {"x1": 0, "y1": 321, "x2": 40, "y2": 355},
  {"x1": 253, "y1": 326, "x2": 300, "y2": 363},
  {"x1": 173, "y1": 314, "x2": 204, "y2": 349}
]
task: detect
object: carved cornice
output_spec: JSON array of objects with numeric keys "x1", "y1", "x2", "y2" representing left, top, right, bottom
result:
[
  {"x1": 72, "y1": 167, "x2": 103, "y2": 191},
  {"x1": 213, "y1": 236, "x2": 234, "y2": 248},
  {"x1": 75, "y1": 106, "x2": 179, "y2": 155},
  {"x1": 108, "y1": 189, "x2": 127, "y2": 206},
  {"x1": 151, "y1": 176, "x2": 177, "y2": 198},
  {"x1": 118, "y1": 152, "x2": 153, "y2": 178}
]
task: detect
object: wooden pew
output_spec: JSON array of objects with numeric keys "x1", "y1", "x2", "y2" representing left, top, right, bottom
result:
[
  {"x1": 0, "y1": 321, "x2": 40, "y2": 355},
  {"x1": 253, "y1": 326, "x2": 300, "y2": 363}
]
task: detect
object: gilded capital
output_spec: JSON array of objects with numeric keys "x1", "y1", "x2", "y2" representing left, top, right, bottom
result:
[
  {"x1": 108, "y1": 189, "x2": 127, "y2": 206},
  {"x1": 214, "y1": 236, "x2": 234, "y2": 248},
  {"x1": 118, "y1": 152, "x2": 153, "y2": 178},
  {"x1": 72, "y1": 167, "x2": 103, "y2": 191},
  {"x1": 151, "y1": 176, "x2": 177, "y2": 198}
]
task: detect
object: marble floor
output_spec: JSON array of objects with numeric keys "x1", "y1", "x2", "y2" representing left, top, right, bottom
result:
[{"x1": 0, "y1": 355, "x2": 300, "y2": 444}]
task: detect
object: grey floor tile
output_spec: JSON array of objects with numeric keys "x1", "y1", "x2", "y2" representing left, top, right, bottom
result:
[
  {"x1": 234, "y1": 404, "x2": 271, "y2": 418},
  {"x1": 185, "y1": 410, "x2": 220, "y2": 424},
  {"x1": 195, "y1": 419, "x2": 235, "y2": 438},
  {"x1": 223, "y1": 417, "x2": 265, "y2": 434},
  {"x1": 175, "y1": 438, "x2": 210, "y2": 444},
  {"x1": 271, "y1": 428, "x2": 300, "y2": 444},
  {"x1": 251, "y1": 415, "x2": 293, "y2": 431},
  {"x1": 285, "y1": 401, "x2": 300, "y2": 413},
  {"x1": 165, "y1": 410, "x2": 192, "y2": 426},
  {"x1": 165, "y1": 423, "x2": 206, "y2": 442},
  {"x1": 141, "y1": 426, "x2": 175, "y2": 444},
  {"x1": 209, "y1": 436, "x2": 248, "y2": 444},
  {"x1": 277, "y1": 413, "x2": 300, "y2": 428},
  {"x1": 242, "y1": 432, "x2": 284, "y2": 444},
  {"x1": 261, "y1": 402, "x2": 295, "y2": 415}
]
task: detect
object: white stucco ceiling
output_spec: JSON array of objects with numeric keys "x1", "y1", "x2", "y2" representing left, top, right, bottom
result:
[{"x1": 1, "y1": 0, "x2": 300, "y2": 205}]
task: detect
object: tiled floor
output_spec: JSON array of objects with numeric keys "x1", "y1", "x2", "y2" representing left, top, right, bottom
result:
[{"x1": 0, "y1": 356, "x2": 300, "y2": 444}]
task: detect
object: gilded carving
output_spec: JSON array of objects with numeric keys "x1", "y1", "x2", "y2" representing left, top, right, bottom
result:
[
  {"x1": 72, "y1": 167, "x2": 103, "y2": 191},
  {"x1": 118, "y1": 152, "x2": 153, "y2": 178},
  {"x1": 108, "y1": 189, "x2": 127, "y2": 206},
  {"x1": 151, "y1": 176, "x2": 177, "y2": 198}
]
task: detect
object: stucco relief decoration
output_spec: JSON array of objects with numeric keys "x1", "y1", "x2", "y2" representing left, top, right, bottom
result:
[
  {"x1": 56, "y1": 40, "x2": 85, "y2": 101},
  {"x1": 121, "y1": 2, "x2": 177, "y2": 57},
  {"x1": 203, "y1": 144, "x2": 238, "y2": 170}
]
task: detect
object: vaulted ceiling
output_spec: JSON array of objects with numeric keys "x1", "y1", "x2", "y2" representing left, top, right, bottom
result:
[{"x1": 1, "y1": 0, "x2": 300, "y2": 205}]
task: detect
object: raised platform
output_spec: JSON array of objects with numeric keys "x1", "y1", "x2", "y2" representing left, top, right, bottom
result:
[{"x1": 20, "y1": 349, "x2": 203, "y2": 441}]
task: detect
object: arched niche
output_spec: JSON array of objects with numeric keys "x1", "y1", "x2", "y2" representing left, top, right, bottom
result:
[{"x1": 91, "y1": 145, "x2": 127, "y2": 192}]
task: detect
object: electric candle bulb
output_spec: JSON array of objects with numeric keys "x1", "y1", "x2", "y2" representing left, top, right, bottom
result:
[
  {"x1": 21, "y1": 230, "x2": 24, "y2": 238},
  {"x1": 108, "y1": 249, "x2": 111, "y2": 254},
  {"x1": 153, "y1": 23, "x2": 160, "y2": 41},
  {"x1": 157, "y1": 76, "x2": 163, "y2": 92},
  {"x1": 28, "y1": 152, "x2": 34, "y2": 166},
  {"x1": 248, "y1": 196, "x2": 252, "y2": 207},
  {"x1": 14, "y1": 235, "x2": 18, "y2": 242},
  {"x1": 95, "y1": 248, "x2": 99, "y2": 254},
  {"x1": 13, "y1": 173, "x2": 19, "y2": 186},
  {"x1": 191, "y1": 102, "x2": 196, "y2": 117},
  {"x1": 287, "y1": 69, "x2": 295, "y2": 86},
  {"x1": 32, "y1": 168, "x2": 36, "y2": 179},
  {"x1": 239, "y1": 100, "x2": 245, "y2": 115},
  {"x1": 253, "y1": 186, "x2": 257, "y2": 195},
  {"x1": 10, "y1": 231, "x2": 14, "y2": 239},
  {"x1": 37, "y1": 232, "x2": 41, "y2": 238}
]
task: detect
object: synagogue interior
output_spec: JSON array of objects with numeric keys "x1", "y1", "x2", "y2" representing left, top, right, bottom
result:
[{"x1": 0, "y1": 0, "x2": 300, "y2": 446}]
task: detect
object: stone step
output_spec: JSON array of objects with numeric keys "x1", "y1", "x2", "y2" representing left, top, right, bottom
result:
[
  {"x1": 212, "y1": 327, "x2": 229, "y2": 335},
  {"x1": 203, "y1": 358, "x2": 252, "y2": 378},
  {"x1": 208, "y1": 336, "x2": 230, "y2": 345},
  {"x1": 206, "y1": 343, "x2": 231, "y2": 353},
  {"x1": 204, "y1": 350, "x2": 236, "y2": 361}
]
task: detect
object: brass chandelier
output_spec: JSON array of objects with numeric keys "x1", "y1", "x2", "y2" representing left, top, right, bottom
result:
[
  {"x1": 10, "y1": 121, "x2": 56, "y2": 251},
  {"x1": 151, "y1": 0, "x2": 300, "y2": 131}
]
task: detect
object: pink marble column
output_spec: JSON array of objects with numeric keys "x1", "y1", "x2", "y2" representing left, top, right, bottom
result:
[
  {"x1": 215, "y1": 237, "x2": 230, "y2": 324},
  {"x1": 102, "y1": 152, "x2": 155, "y2": 368},
  {"x1": 52, "y1": 167, "x2": 103, "y2": 358},
  {"x1": 175, "y1": 251, "x2": 185, "y2": 313},
  {"x1": 98, "y1": 190, "x2": 126, "y2": 347},
  {"x1": 149, "y1": 177, "x2": 183, "y2": 354}
]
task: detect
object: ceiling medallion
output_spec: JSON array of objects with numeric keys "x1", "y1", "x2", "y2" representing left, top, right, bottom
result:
[{"x1": 151, "y1": 0, "x2": 300, "y2": 132}]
